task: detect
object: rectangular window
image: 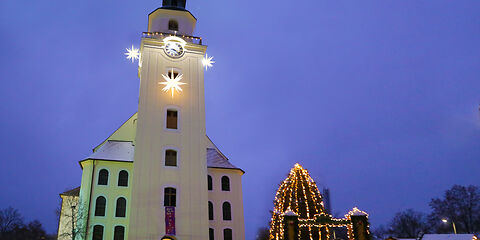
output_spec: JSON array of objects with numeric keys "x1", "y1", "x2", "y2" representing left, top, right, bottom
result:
[
  {"x1": 166, "y1": 110, "x2": 178, "y2": 129},
  {"x1": 165, "y1": 150, "x2": 177, "y2": 166},
  {"x1": 164, "y1": 187, "x2": 176, "y2": 207}
]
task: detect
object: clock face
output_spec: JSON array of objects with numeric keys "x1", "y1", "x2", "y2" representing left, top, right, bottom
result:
[{"x1": 164, "y1": 41, "x2": 184, "y2": 58}]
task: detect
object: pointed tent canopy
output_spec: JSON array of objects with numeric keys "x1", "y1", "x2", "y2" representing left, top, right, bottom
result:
[{"x1": 269, "y1": 163, "x2": 326, "y2": 240}]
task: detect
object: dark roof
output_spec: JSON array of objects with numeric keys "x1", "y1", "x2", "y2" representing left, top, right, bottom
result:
[
  {"x1": 60, "y1": 187, "x2": 80, "y2": 196},
  {"x1": 148, "y1": 7, "x2": 197, "y2": 20},
  {"x1": 206, "y1": 148, "x2": 244, "y2": 173}
]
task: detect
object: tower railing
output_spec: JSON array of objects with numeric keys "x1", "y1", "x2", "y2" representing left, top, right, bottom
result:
[{"x1": 142, "y1": 32, "x2": 202, "y2": 45}]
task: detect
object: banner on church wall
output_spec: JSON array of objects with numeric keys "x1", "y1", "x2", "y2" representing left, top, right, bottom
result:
[{"x1": 165, "y1": 206, "x2": 176, "y2": 235}]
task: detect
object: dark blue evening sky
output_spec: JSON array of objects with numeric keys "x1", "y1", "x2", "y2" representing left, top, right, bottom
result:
[{"x1": 1, "y1": 1, "x2": 479, "y2": 239}]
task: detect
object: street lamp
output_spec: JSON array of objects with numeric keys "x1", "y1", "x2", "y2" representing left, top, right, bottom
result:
[{"x1": 441, "y1": 218, "x2": 457, "y2": 234}]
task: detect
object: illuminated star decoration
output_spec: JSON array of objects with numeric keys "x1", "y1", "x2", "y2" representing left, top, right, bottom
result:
[
  {"x1": 125, "y1": 45, "x2": 140, "y2": 63},
  {"x1": 202, "y1": 54, "x2": 215, "y2": 71},
  {"x1": 159, "y1": 69, "x2": 187, "y2": 97}
]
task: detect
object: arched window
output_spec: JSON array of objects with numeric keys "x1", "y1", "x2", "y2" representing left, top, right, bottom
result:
[
  {"x1": 209, "y1": 228, "x2": 214, "y2": 240},
  {"x1": 118, "y1": 170, "x2": 128, "y2": 187},
  {"x1": 221, "y1": 176, "x2": 230, "y2": 191},
  {"x1": 208, "y1": 175, "x2": 213, "y2": 190},
  {"x1": 115, "y1": 197, "x2": 126, "y2": 217},
  {"x1": 165, "y1": 150, "x2": 177, "y2": 166},
  {"x1": 92, "y1": 225, "x2": 104, "y2": 240},
  {"x1": 166, "y1": 109, "x2": 178, "y2": 129},
  {"x1": 114, "y1": 226, "x2": 125, "y2": 240},
  {"x1": 222, "y1": 202, "x2": 231, "y2": 221},
  {"x1": 164, "y1": 187, "x2": 176, "y2": 207},
  {"x1": 223, "y1": 228, "x2": 232, "y2": 240},
  {"x1": 95, "y1": 196, "x2": 106, "y2": 216},
  {"x1": 208, "y1": 201, "x2": 214, "y2": 220},
  {"x1": 168, "y1": 19, "x2": 179, "y2": 31},
  {"x1": 98, "y1": 169, "x2": 109, "y2": 185}
]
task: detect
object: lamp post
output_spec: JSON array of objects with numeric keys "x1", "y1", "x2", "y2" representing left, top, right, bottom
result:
[{"x1": 441, "y1": 218, "x2": 457, "y2": 234}]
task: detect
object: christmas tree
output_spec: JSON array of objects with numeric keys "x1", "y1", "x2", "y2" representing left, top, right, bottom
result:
[{"x1": 269, "y1": 163, "x2": 326, "y2": 240}]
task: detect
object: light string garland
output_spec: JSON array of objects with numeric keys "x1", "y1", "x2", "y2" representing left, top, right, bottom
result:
[
  {"x1": 142, "y1": 32, "x2": 202, "y2": 45},
  {"x1": 268, "y1": 164, "x2": 371, "y2": 240},
  {"x1": 269, "y1": 163, "x2": 325, "y2": 240}
]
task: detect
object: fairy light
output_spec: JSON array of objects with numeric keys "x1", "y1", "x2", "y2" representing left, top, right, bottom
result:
[
  {"x1": 268, "y1": 164, "x2": 371, "y2": 240},
  {"x1": 269, "y1": 163, "x2": 325, "y2": 240},
  {"x1": 142, "y1": 32, "x2": 203, "y2": 45}
]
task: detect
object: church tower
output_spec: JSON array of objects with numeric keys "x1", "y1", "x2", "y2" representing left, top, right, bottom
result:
[
  {"x1": 56, "y1": 1, "x2": 245, "y2": 240},
  {"x1": 128, "y1": 1, "x2": 209, "y2": 239}
]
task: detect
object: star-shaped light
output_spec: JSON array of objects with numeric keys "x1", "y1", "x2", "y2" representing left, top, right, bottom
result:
[
  {"x1": 159, "y1": 69, "x2": 187, "y2": 97},
  {"x1": 202, "y1": 54, "x2": 215, "y2": 71},
  {"x1": 125, "y1": 45, "x2": 140, "y2": 63}
]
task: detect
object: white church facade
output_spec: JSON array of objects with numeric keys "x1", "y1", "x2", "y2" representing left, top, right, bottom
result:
[{"x1": 57, "y1": 1, "x2": 245, "y2": 240}]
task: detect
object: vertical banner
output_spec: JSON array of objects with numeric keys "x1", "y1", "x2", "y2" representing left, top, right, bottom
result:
[{"x1": 165, "y1": 206, "x2": 176, "y2": 235}]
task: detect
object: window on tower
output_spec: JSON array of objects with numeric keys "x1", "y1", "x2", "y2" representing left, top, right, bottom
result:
[
  {"x1": 168, "y1": 70, "x2": 179, "y2": 78},
  {"x1": 168, "y1": 20, "x2": 179, "y2": 31},
  {"x1": 166, "y1": 109, "x2": 178, "y2": 129},
  {"x1": 98, "y1": 169, "x2": 109, "y2": 185},
  {"x1": 164, "y1": 187, "x2": 176, "y2": 207},
  {"x1": 165, "y1": 150, "x2": 177, "y2": 166},
  {"x1": 221, "y1": 176, "x2": 230, "y2": 191},
  {"x1": 209, "y1": 228, "x2": 215, "y2": 240}
]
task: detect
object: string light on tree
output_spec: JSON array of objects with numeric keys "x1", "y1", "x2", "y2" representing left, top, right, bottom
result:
[
  {"x1": 159, "y1": 69, "x2": 187, "y2": 98},
  {"x1": 125, "y1": 45, "x2": 140, "y2": 63},
  {"x1": 202, "y1": 54, "x2": 215, "y2": 71},
  {"x1": 269, "y1": 163, "x2": 326, "y2": 240},
  {"x1": 268, "y1": 164, "x2": 371, "y2": 240}
]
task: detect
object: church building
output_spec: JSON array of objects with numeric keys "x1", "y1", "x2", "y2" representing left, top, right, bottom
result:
[{"x1": 56, "y1": 1, "x2": 246, "y2": 240}]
